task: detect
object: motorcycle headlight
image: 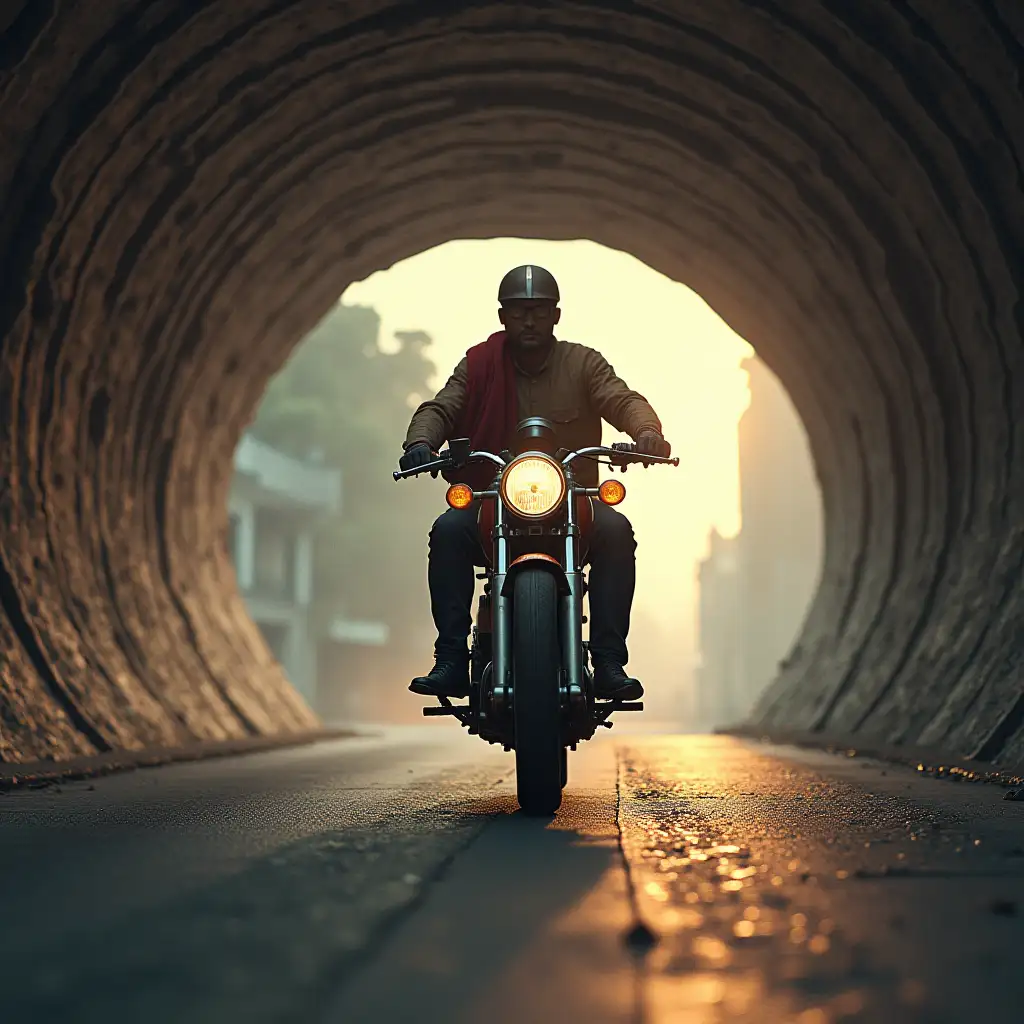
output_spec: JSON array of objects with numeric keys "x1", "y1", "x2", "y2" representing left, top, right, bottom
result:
[{"x1": 500, "y1": 454, "x2": 567, "y2": 519}]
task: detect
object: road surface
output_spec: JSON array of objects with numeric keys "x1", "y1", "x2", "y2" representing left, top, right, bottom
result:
[{"x1": 1, "y1": 726, "x2": 1022, "y2": 1023}]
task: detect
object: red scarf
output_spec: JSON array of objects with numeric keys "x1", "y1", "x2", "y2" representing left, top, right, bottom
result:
[{"x1": 443, "y1": 330, "x2": 519, "y2": 491}]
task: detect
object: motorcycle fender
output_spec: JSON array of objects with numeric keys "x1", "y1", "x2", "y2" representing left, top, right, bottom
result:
[{"x1": 499, "y1": 553, "x2": 571, "y2": 598}]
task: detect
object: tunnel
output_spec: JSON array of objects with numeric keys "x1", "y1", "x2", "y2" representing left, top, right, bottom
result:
[{"x1": 0, "y1": 1, "x2": 1021, "y2": 768}]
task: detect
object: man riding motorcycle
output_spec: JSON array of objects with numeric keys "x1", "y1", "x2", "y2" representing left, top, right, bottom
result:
[{"x1": 399, "y1": 264, "x2": 672, "y2": 703}]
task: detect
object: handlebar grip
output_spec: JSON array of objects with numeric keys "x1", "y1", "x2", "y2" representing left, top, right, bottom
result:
[
  {"x1": 394, "y1": 463, "x2": 431, "y2": 481},
  {"x1": 608, "y1": 442, "x2": 677, "y2": 467},
  {"x1": 394, "y1": 455, "x2": 451, "y2": 480}
]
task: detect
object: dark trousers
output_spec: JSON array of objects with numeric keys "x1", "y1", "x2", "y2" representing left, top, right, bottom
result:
[{"x1": 427, "y1": 502, "x2": 637, "y2": 666}]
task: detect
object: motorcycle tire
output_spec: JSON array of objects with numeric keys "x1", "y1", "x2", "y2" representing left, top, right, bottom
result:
[
  {"x1": 512, "y1": 567, "x2": 563, "y2": 815},
  {"x1": 560, "y1": 746, "x2": 568, "y2": 789}
]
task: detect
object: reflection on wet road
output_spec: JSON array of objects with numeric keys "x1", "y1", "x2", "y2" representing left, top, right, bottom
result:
[
  {"x1": 1, "y1": 729, "x2": 1022, "y2": 1022},
  {"x1": 616, "y1": 738, "x2": 1024, "y2": 1023}
]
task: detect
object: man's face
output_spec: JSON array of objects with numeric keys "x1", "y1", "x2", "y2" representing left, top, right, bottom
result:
[{"x1": 499, "y1": 300, "x2": 561, "y2": 351}]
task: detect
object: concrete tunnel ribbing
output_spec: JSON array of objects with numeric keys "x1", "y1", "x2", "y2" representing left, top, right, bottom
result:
[{"x1": 0, "y1": 1, "x2": 1021, "y2": 764}]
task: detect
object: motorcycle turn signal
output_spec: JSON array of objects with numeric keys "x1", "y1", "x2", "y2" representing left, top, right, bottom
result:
[
  {"x1": 446, "y1": 483, "x2": 474, "y2": 509},
  {"x1": 598, "y1": 479, "x2": 626, "y2": 506}
]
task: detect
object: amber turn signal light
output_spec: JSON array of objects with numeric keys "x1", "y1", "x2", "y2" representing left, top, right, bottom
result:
[
  {"x1": 598, "y1": 479, "x2": 626, "y2": 506},
  {"x1": 445, "y1": 483, "x2": 475, "y2": 509}
]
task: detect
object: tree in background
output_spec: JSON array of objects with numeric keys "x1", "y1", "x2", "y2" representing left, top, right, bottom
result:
[{"x1": 251, "y1": 303, "x2": 441, "y2": 671}]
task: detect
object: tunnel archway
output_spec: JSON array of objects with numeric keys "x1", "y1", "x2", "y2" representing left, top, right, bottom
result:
[{"x1": 1, "y1": 2, "x2": 1021, "y2": 765}]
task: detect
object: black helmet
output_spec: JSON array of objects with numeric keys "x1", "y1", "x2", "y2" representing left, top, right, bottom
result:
[{"x1": 498, "y1": 265, "x2": 560, "y2": 303}]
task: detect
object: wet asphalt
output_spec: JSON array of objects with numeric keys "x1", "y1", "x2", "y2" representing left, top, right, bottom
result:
[{"x1": 1, "y1": 727, "x2": 1022, "y2": 1023}]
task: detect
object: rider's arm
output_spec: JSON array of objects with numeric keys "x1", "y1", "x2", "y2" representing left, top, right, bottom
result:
[
  {"x1": 404, "y1": 356, "x2": 469, "y2": 452},
  {"x1": 583, "y1": 348, "x2": 663, "y2": 439}
]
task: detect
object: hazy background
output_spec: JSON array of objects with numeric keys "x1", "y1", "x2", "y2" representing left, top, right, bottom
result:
[{"x1": 235, "y1": 238, "x2": 818, "y2": 728}]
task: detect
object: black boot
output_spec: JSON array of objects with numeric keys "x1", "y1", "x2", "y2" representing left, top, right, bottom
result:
[
  {"x1": 410, "y1": 655, "x2": 470, "y2": 698},
  {"x1": 592, "y1": 659, "x2": 643, "y2": 701}
]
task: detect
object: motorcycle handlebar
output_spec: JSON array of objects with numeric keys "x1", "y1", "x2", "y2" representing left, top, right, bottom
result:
[
  {"x1": 392, "y1": 458, "x2": 447, "y2": 481},
  {"x1": 394, "y1": 443, "x2": 678, "y2": 480},
  {"x1": 569, "y1": 443, "x2": 680, "y2": 467},
  {"x1": 392, "y1": 449, "x2": 506, "y2": 481},
  {"x1": 609, "y1": 442, "x2": 680, "y2": 467}
]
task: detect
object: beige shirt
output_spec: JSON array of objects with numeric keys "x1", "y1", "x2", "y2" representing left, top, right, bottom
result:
[{"x1": 404, "y1": 339, "x2": 662, "y2": 487}]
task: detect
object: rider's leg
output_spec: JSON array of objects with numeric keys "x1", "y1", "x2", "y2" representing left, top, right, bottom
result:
[
  {"x1": 586, "y1": 502, "x2": 643, "y2": 699},
  {"x1": 411, "y1": 505, "x2": 482, "y2": 696},
  {"x1": 428, "y1": 504, "x2": 483, "y2": 656}
]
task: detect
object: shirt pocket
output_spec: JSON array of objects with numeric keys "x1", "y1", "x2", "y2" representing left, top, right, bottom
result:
[
  {"x1": 548, "y1": 406, "x2": 580, "y2": 426},
  {"x1": 549, "y1": 406, "x2": 587, "y2": 454}
]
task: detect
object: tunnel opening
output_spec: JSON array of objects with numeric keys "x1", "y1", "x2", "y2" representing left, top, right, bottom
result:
[
  {"x1": 0, "y1": 3, "x2": 1021, "y2": 767},
  {"x1": 235, "y1": 237, "x2": 813, "y2": 729}
]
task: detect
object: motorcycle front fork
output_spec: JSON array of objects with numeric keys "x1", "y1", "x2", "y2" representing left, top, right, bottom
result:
[
  {"x1": 471, "y1": 583, "x2": 493, "y2": 685},
  {"x1": 471, "y1": 574, "x2": 591, "y2": 698}
]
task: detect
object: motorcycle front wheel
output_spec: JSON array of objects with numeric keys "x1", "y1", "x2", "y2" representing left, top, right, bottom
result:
[{"x1": 512, "y1": 567, "x2": 563, "y2": 815}]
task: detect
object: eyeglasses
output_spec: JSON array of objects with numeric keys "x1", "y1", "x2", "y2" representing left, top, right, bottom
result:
[{"x1": 502, "y1": 304, "x2": 557, "y2": 321}]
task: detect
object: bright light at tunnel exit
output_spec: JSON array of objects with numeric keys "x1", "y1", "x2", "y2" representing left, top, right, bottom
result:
[{"x1": 342, "y1": 238, "x2": 754, "y2": 718}]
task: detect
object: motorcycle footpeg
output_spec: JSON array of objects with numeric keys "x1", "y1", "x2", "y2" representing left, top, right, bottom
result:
[
  {"x1": 611, "y1": 701, "x2": 644, "y2": 711},
  {"x1": 593, "y1": 691, "x2": 642, "y2": 703},
  {"x1": 423, "y1": 694, "x2": 471, "y2": 717},
  {"x1": 423, "y1": 699, "x2": 471, "y2": 717}
]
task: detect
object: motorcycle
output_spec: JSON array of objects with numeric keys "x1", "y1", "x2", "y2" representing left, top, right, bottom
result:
[{"x1": 393, "y1": 417, "x2": 679, "y2": 815}]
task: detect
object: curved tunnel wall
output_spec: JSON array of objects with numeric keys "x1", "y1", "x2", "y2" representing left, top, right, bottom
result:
[{"x1": 0, "y1": 2, "x2": 1021, "y2": 765}]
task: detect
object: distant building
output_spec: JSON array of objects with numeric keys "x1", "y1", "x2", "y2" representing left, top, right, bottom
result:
[
  {"x1": 695, "y1": 357, "x2": 823, "y2": 728},
  {"x1": 228, "y1": 433, "x2": 342, "y2": 707},
  {"x1": 736, "y1": 357, "x2": 823, "y2": 706},
  {"x1": 228, "y1": 432, "x2": 390, "y2": 716},
  {"x1": 694, "y1": 529, "x2": 743, "y2": 726}
]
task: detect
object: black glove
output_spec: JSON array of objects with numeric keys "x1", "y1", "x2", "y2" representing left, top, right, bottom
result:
[
  {"x1": 636, "y1": 430, "x2": 671, "y2": 459},
  {"x1": 399, "y1": 442, "x2": 436, "y2": 472}
]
